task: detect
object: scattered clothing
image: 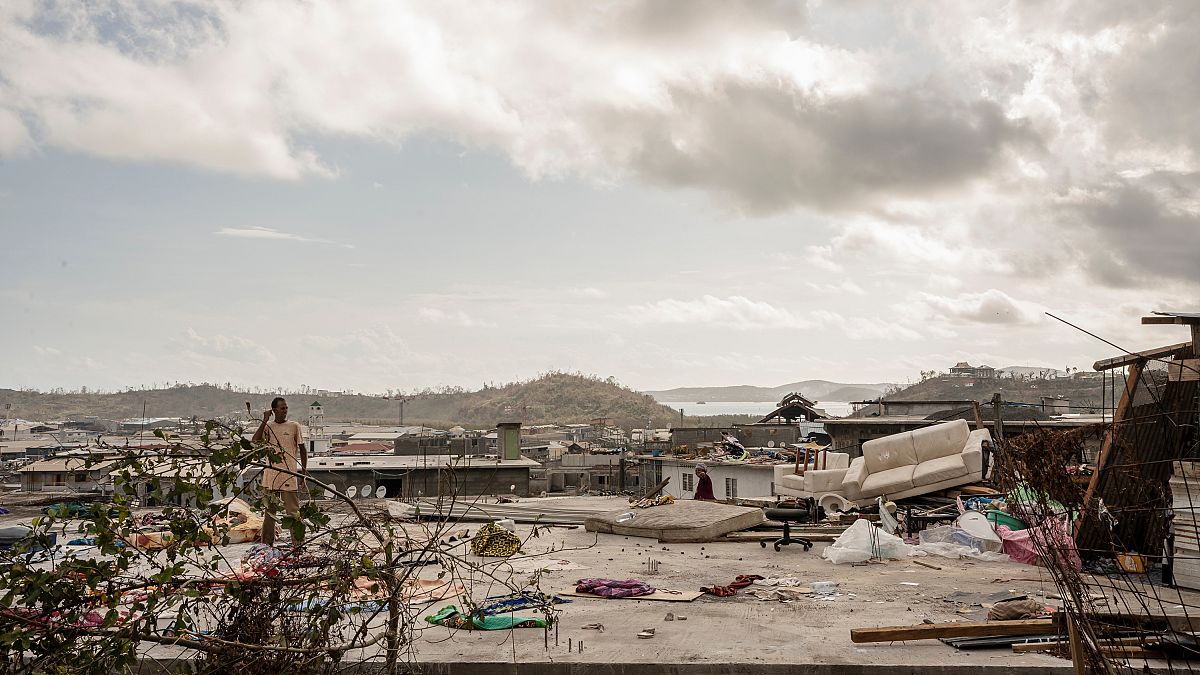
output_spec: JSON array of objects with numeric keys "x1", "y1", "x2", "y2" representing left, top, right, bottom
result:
[
  {"x1": 702, "y1": 574, "x2": 764, "y2": 597},
  {"x1": 575, "y1": 578, "x2": 655, "y2": 598},
  {"x1": 476, "y1": 591, "x2": 570, "y2": 616},
  {"x1": 425, "y1": 605, "x2": 548, "y2": 630},
  {"x1": 470, "y1": 522, "x2": 521, "y2": 558}
]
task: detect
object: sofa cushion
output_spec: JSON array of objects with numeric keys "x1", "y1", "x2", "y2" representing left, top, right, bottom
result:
[
  {"x1": 805, "y1": 468, "x2": 849, "y2": 494},
  {"x1": 778, "y1": 472, "x2": 807, "y2": 492},
  {"x1": 910, "y1": 420, "x2": 971, "y2": 463},
  {"x1": 862, "y1": 434, "x2": 918, "y2": 474},
  {"x1": 912, "y1": 453, "x2": 969, "y2": 486},
  {"x1": 859, "y1": 465, "x2": 915, "y2": 498}
]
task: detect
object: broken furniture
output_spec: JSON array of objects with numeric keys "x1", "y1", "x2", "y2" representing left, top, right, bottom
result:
[
  {"x1": 759, "y1": 507, "x2": 813, "y2": 552},
  {"x1": 841, "y1": 420, "x2": 991, "y2": 506},
  {"x1": 584, "y1": 500, "x2": 765, "y2": 542},
  {"x1": 773, "y1": 451, "x2": 853, "y2": 512}
]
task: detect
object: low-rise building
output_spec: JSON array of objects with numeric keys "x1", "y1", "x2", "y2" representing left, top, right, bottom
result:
[
  {"x1": 272, "y1": 454, "x2": 542, "y2": 500},
  {"x1": 19, "y1": 456, "x2": 118, "y2": 492}
]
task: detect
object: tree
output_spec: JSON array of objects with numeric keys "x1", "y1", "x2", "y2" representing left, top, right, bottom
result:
[{"x1": 0, "y1": 423, "x2": 562, "y2": 674}]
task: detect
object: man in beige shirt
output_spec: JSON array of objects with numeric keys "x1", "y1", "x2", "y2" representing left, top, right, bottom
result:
[{"x1": 252, "y1": 397, "x2": 307, "y2": 546}]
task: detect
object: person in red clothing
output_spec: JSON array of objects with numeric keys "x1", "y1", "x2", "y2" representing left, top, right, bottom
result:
[{"x1": 693, "y1": 464, "x2": 716, "y2": 501}]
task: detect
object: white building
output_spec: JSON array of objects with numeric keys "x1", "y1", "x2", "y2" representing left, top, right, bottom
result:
[{"x1": 641, "y1": 457, "x2": 778, "y2": 501}]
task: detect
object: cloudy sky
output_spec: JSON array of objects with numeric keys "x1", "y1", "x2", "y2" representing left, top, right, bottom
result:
[{"x1": 1, "y1": 1, "x2": 1198, "y2": 394}]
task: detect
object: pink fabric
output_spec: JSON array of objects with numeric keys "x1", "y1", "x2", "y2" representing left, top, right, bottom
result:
[{"x1": 996, "y1": 520, "x2": 1081, "y2": 571}]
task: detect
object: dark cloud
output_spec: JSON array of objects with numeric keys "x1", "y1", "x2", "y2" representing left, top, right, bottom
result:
[
  {"x1": 622, "y1": 81, "x2": 1039, "y2": 213},
  {"x1": 1071, "y1": 179, "x2": 1200, "y2": 287},
  {"x1": 1102, "y1": 4, "x2": 1200, "y2": 155},
  {"x1": 551, "y1": 1, "x2": 808, "y2": 43}
]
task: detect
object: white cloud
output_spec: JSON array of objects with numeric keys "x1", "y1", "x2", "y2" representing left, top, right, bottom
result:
[
  {"x1": 215, "y1": 226, "x2": 353, "y2": 248},
  {"x1": 626, "y1": 295, "x2": 918, "y2": 342},
  {"x1": 417, "y1": 307, "x2": 493, "y2": 328},
  {"x1": 568, "y1": 287, "x2": 609, "y2": 299},
  {"x1": 33, "y1": 345, "x2": 61, "y2": 357},
  {"x1": 0, "y1": 107, "x2": 33, "y2": 156},
  {"x1": 805, "y1": 280, "x2": 866, "y2": 296},
  {"x1": 809, "y1": 310, "x2": 922, "y2": 342},
  {"x1": 908, "y1": 289, "x2": 1044, "y2": 326},
  {"x1": 626, "y1": 295, "x2": 804, "y2": 330},
  {"x1": 181, "y1": 328, "x2": 274, "y2": 363}
]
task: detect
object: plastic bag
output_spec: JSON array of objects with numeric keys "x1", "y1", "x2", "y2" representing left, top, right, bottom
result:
[
  {"x1": 913, "y1": 541, "x2": 1011, "y2": 562},
  {"x1": 822, "y1": 518, "x2": 912, "y2": 564},
  {"x1": 918, "y1": 523, "x2": 1003, "y2": 554}
]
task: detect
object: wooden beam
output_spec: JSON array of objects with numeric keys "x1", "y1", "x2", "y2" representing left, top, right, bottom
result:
[
  {"x1": 1079, "y1": 361, "x2": 1145, "y2": 532},
  {"x1": 1142, "y1": 316, "x2": 1188, "y2": 325},
  {"x1": 1093, "y1": 342, "x2": 1190, "y2": 371},
  {"x1": 849, "y1": 619, "x2": 1057, "y2": 643}
]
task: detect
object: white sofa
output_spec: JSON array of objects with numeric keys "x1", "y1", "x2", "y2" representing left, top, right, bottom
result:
[
  {"x1": 772, "y1": 420, "x2": 990, "y2": 511},
  {"x1": 842, "y1": 420, "x2": 989, "y2": 504},
  {"x1": 774, "y1": 451, "x2": 852, "y2": 512}
]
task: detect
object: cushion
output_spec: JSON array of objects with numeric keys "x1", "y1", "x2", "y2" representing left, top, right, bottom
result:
[
  {"x1": 912, "y1": 453, "x2": 969, "y2": 486},
  {"x1": 822, "y1": 452, "x2": 850, "y2": 470},
  {"x1": 862, "y1": 434, "x2": 918, "y2": 474},
  {"x1": 778, "y1": 473, "x2": 806, "y2": 492},
  {"x1": 805, "y1": 468, "x2": 848, "y2": 493},
  {"x1": 910, "y1": 420, "x2": 971, "y2": 463},
  {"x1": 859, "y1": 465, "x2": 915, "y2": 498}
]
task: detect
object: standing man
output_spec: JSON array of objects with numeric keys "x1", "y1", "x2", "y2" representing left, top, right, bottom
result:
[{"x1": 252, "y1": 397, "x2": 307, "y2": 546}]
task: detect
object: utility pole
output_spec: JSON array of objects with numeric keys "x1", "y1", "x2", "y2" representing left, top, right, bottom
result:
[{"x1": 991, "y1": 392, "x2": 1005, "y2": 447}]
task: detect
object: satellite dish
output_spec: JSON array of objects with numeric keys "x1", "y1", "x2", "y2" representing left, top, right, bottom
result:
[
  {"x1": 767, "y1": 440, "x2": 775, "y2": 448},
  {"x1": 360, "y1": 484, "x2": 372, "y2": 499},
  {"x1": 322, "y1": 489, "x2": 334, "y2": 499},
  {"x1": 374, "y1": 485, "x2": 386, "y2": 498},
  {"x1": 346, "y1": 486, "x2": 358, "y2": 498}
]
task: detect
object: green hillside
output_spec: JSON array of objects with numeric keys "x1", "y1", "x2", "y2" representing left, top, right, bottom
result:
[{"x1": 0, "y1": 373, "x2": 685, "y2": 430}]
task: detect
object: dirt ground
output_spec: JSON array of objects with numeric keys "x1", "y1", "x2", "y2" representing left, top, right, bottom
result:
[{"x1": 8, "y1": 498, "x2": 1189, "y2": 671}]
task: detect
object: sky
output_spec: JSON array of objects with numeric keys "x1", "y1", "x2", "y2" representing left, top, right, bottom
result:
[{"x1": 1, "y1": 1, "x2": 1198, "y2": 394}]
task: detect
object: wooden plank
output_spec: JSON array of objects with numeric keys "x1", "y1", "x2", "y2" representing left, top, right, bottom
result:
[
  {"x1": 1066, "y1": 613, "x2": 1087, "y2": 675},
  {"x1": 1169, "y1": 359, "x2": 1200, "y2": 382},
  {"x1": 849, "y1": 619, "x2": 1057, "y2": 643},
  {"x1": 1093, "y1": 342, "x2": 1190, "y2": 371},
  {"x1": 1080, "y1": 361, "x2": 1144, "y2": 522}
]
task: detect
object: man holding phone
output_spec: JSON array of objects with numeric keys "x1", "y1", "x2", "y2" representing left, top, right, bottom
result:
[{"x1": 252, "y1": 397, "x2": 307, "y2": 546}]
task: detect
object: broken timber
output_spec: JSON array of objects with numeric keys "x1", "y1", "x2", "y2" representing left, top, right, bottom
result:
[{"x1": 850, "y1": 618, "x2": 1058, "y2": 643}]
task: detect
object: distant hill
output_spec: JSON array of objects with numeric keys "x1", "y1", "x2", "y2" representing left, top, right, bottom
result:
[
  {"x1": 860, "y1": 372, "x2": 1114, "y2": 415},
  {"x1": 0, "y1": 373, "x2": 684, "y2": 430},
  {"x1": 645, "y1": 380, "x2": 891, "y2": 403}
]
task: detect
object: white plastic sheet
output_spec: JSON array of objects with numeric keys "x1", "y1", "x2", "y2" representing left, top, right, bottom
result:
[{"x1": 822, "y1": 519, "x2": 913, "y2": 564}]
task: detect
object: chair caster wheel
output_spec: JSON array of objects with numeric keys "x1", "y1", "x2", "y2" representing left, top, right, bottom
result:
[
  {"x1": 803, "y1": 544, "x2": 812, "y2": 551},
  {"x1": 760, "y1": 540, "x2": 767, "y2": 548},
  {"x1": 773, "y1": 543, "x2": 782, "y2": 552}
]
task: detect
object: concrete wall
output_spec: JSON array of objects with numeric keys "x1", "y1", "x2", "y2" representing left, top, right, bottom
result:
[
  {"x1": 643, "y1": 460, "x2": 776, "y2": 500},
  {"x1": 305, "y1": 466, "x2": 532, "y2": 499}
]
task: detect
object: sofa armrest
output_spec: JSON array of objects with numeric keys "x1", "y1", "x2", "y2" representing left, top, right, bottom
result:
[
  {"x1": 962, "y1": 448, "x2": 983, "y2": 476},
  {"x1": 841, "y1": 457, "x2": 867, "y2": 498},
  {"x1": 961, "y1": 429, "x2": 991, "y2": 477},
  {"x1": 773, "y1": 464, "x2": 797, "y2": 485}
]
